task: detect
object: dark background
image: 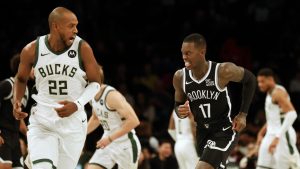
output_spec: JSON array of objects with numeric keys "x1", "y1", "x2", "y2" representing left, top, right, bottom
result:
[{"x1": 1, "y1": 0, "x2": 300, "y2": 162}]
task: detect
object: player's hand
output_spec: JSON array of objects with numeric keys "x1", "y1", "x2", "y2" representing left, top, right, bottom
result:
[
  {"x1": 178, "y1": 101, "x2": 191, "y2": 118},
  {"x1": 96, "y1": 136, "x2": 112, "y2": 149},
  {"x1": 13, "y1": 101, "x2": 28, "y2": 120},
  {"x1": 55, "y1": 100, "x2": 78, "y2": 118},
  {"x1": 232, "y1": 112, "x2": 247, "y2": 132},
  {"x1": 269, "y1": 137, "x2": 279, "y2": 154},
  {"x1": 0, "y1": 131, "x2": 4, "y2": 146}
]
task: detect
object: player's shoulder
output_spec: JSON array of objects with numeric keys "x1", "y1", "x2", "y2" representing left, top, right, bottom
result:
[
  {"x1": 272, "y1": 85, "x2": 288, "y2": 97},
  {"x1": 78, "y1": 38, "x2": 91, "y2": 49},
  {"x1": 105, "y1": 85, "x2": 127, "y2": 109},
  {"x1": 218, "y1": 62, "x2": 236, "y2": 72},
  {"x1": 173, "y1": 68, "x2": 185, "y2": 79},
  {"x1": 21, "y1": 38, "x2": 40, "y2": 59},
  {"x1": 23, "y1": 39, "x2": 37, "y2": 51},
  {"x1": 105, "y1": 85, "x2": 122, "y2": 100},
  {"x1": 0, "y1": 77, "x2": 13, "y2": 88}
]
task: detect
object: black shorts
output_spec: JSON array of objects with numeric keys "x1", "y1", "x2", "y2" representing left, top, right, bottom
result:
[
  {"x1": 196, "y1": 123, "x2": 238, "y2": 169},
  {"x1": 0, "y1": 129, "x2": 23, "y2": 167}
]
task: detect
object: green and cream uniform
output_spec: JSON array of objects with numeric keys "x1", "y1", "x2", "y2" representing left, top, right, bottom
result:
[
  {"x1": 89, "y1": 85, "x2": 141, "y2": 169},
  {"x1": 27, "y1": 35, "x2": 88, "y2": 169},
  {"x1": 172, "y1": 110, "x2": 199, "y2": 169},
  {"x1": 257, "y1": 85, "x2": 300, "y2": 169}
]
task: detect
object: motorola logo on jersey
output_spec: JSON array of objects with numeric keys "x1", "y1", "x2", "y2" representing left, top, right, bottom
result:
[{"x1": 68, "y1": 50, "x2": 77, "y2": 58}]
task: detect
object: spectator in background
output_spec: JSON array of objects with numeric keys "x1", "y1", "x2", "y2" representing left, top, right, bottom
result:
[{"x1": 150, "y1": 139, "x2": 178, "y2": 169}]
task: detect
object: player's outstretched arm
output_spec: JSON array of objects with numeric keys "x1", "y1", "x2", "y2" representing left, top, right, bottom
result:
[
  {"x1": 219, "y1": 62, "x2": 256, "y2": 132},
  {"x1": 80, "y1": 41, "x2": 102, "y2": 84},
  {"x1": 13, "y1": 41, "x2": 36, "y2": 120},
  {"x1": 268, "y1": 88, "x2": 297, "y2": 153},
  {"x1": 96, "y1": 90, "x2": 139, "y2": 149},
  {"x1": 273, "y1": 88, "x2": 297, "y2": 138}
]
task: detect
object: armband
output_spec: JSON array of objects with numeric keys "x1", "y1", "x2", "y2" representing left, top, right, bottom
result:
[{"x1": 74, "y1": 82, "x2": 100, "y2": 110}]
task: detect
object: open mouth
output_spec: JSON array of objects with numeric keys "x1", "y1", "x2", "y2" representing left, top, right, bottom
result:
[{"x1": 184, "y1": 61, "x2": 191, "y2": 67}]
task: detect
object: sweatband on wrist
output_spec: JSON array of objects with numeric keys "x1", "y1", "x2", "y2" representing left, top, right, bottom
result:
[
  {"x1": 174, "y1": 101, "x2": 187, "y2": 119},
  {"x1": 74, "y1": 82, "x2": 100, "y2": 110},
  {"x1": 168, "y1": 129, "x2": 176, "y2": 141},
  {"x1": 74, "y1": 100, "x2": 83, "y2": 110},
  {"x1": 276, "y1": 110, "x2": 297, "y2": 138},
  {"x1": 239, "y1": 69, "x2": 256, "y2": 114}
]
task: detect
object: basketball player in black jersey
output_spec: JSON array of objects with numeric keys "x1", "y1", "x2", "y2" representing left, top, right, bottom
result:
[
  {"x1": 0, "y1": 54, "x2": 29, "y2": 169},
  {"x1": 173, "y1": 33, "x2": 256, "y2": 169}
]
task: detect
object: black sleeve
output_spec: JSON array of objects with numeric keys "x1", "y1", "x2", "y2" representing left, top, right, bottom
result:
[
  {"x1": 0, "y1": 80, "x2": 13, "y2": 100},
  {"x1": 239, "y1": 69, "x2": 256, "y2": 114}
]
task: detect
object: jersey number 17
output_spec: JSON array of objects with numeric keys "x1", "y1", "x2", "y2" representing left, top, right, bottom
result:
[{"x1": 199, "y1": 103, "x2": 211, "y2": 118}]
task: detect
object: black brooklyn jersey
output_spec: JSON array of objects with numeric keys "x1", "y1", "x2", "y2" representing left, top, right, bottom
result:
[
  {"x1": 183, "y1": 61, "x2": 232, "y2": 127},
  {"x1": 0, "y1": 77, "x2": 29, "y2": 132}
]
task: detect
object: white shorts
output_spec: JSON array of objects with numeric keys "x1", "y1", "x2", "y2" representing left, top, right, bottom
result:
[
  {"x1": 174, "y1": 139, "x2": 199, "y2": 169},
  {"x1": 27, "y1": 104, "x2": 87, "y2": 169},
  {"x1": 89, "y1": 133, "x2": 141, "y2": 169},
  {"x1": 257, "y1": 128, "x2": 300, "y2": 169}
]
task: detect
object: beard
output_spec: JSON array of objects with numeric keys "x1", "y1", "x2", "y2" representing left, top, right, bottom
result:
[{"x1": 58, "y1": 32, "x2": 72, "y2": 48}]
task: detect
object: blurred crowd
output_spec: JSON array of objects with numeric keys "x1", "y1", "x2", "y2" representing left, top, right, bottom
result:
[{"x1": 1, "y1": 0, "x2": 300, "y2": 168}]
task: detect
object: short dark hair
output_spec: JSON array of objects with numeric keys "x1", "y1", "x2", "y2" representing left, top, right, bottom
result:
[
  {"x1": 257, "y1": 68, "x2": 275, "y2": 77},
  {"x1": 10, "y1": 53, "x2": 20, "y2": 75},
  {"x1": 183, "y1": 33, "x2": 206, "y2": 48},
  {"x1": 158, "y1": 139, "x2": 173, "y2": 146}
]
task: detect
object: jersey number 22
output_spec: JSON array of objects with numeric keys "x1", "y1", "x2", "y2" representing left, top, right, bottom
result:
[{"x1": 48, "y1": 80, "x2": 68, "y2": 95}]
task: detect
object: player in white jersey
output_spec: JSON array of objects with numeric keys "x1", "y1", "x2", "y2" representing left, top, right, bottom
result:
[
  {"x1": 256, "y1": 68, "x2": 300, "y2": 169},
  {"x1": 86, "y1": 66, "x2": 141, "y2": 169},
  {"x1": 168, "y1": 109, "x2": 199, "y2": 169},
  {"x1": 13, "y1": 7, "x2": 101, "y2": 169}
]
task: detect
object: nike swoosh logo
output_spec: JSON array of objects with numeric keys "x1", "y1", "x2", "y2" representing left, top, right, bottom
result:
[
  {"x1": 41, "y1": 53, "x2": 50, "y2": 56},
  {"x1": 222, "y1": 126, "x2": 231, "y2": 131},
  {"x1": 185, "y1": 81, "x2": 193, "y2": 85},
  {"x1": 82, "y1": 119, "x2": 86, "y2": 123}
]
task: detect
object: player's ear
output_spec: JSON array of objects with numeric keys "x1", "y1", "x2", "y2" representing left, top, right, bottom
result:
[{"x1": 199, "y1": 48, "x2": 206, "y2": 57}]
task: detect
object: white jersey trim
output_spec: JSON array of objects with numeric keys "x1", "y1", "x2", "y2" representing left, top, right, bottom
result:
[
  {"x1": 209, "y1": 131, "x2": 236, "y2": 151},
  {"x1": 0, "y1": 157, "x2": 12, "y2": 164},
  {"x1": 225, "y1": 89, "x2": 233, "y2": 123},
  {"x1": 182, "y1": 68, "x2": 186, "y2": 93},
  {"x1": 3, "y1": 77, "x2": 14, "y2": 100}
]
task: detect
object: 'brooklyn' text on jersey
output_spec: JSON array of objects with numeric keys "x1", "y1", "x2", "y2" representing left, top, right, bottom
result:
[{"x1": 187, "y1": 90, "x2": 220, "y2": 102}]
